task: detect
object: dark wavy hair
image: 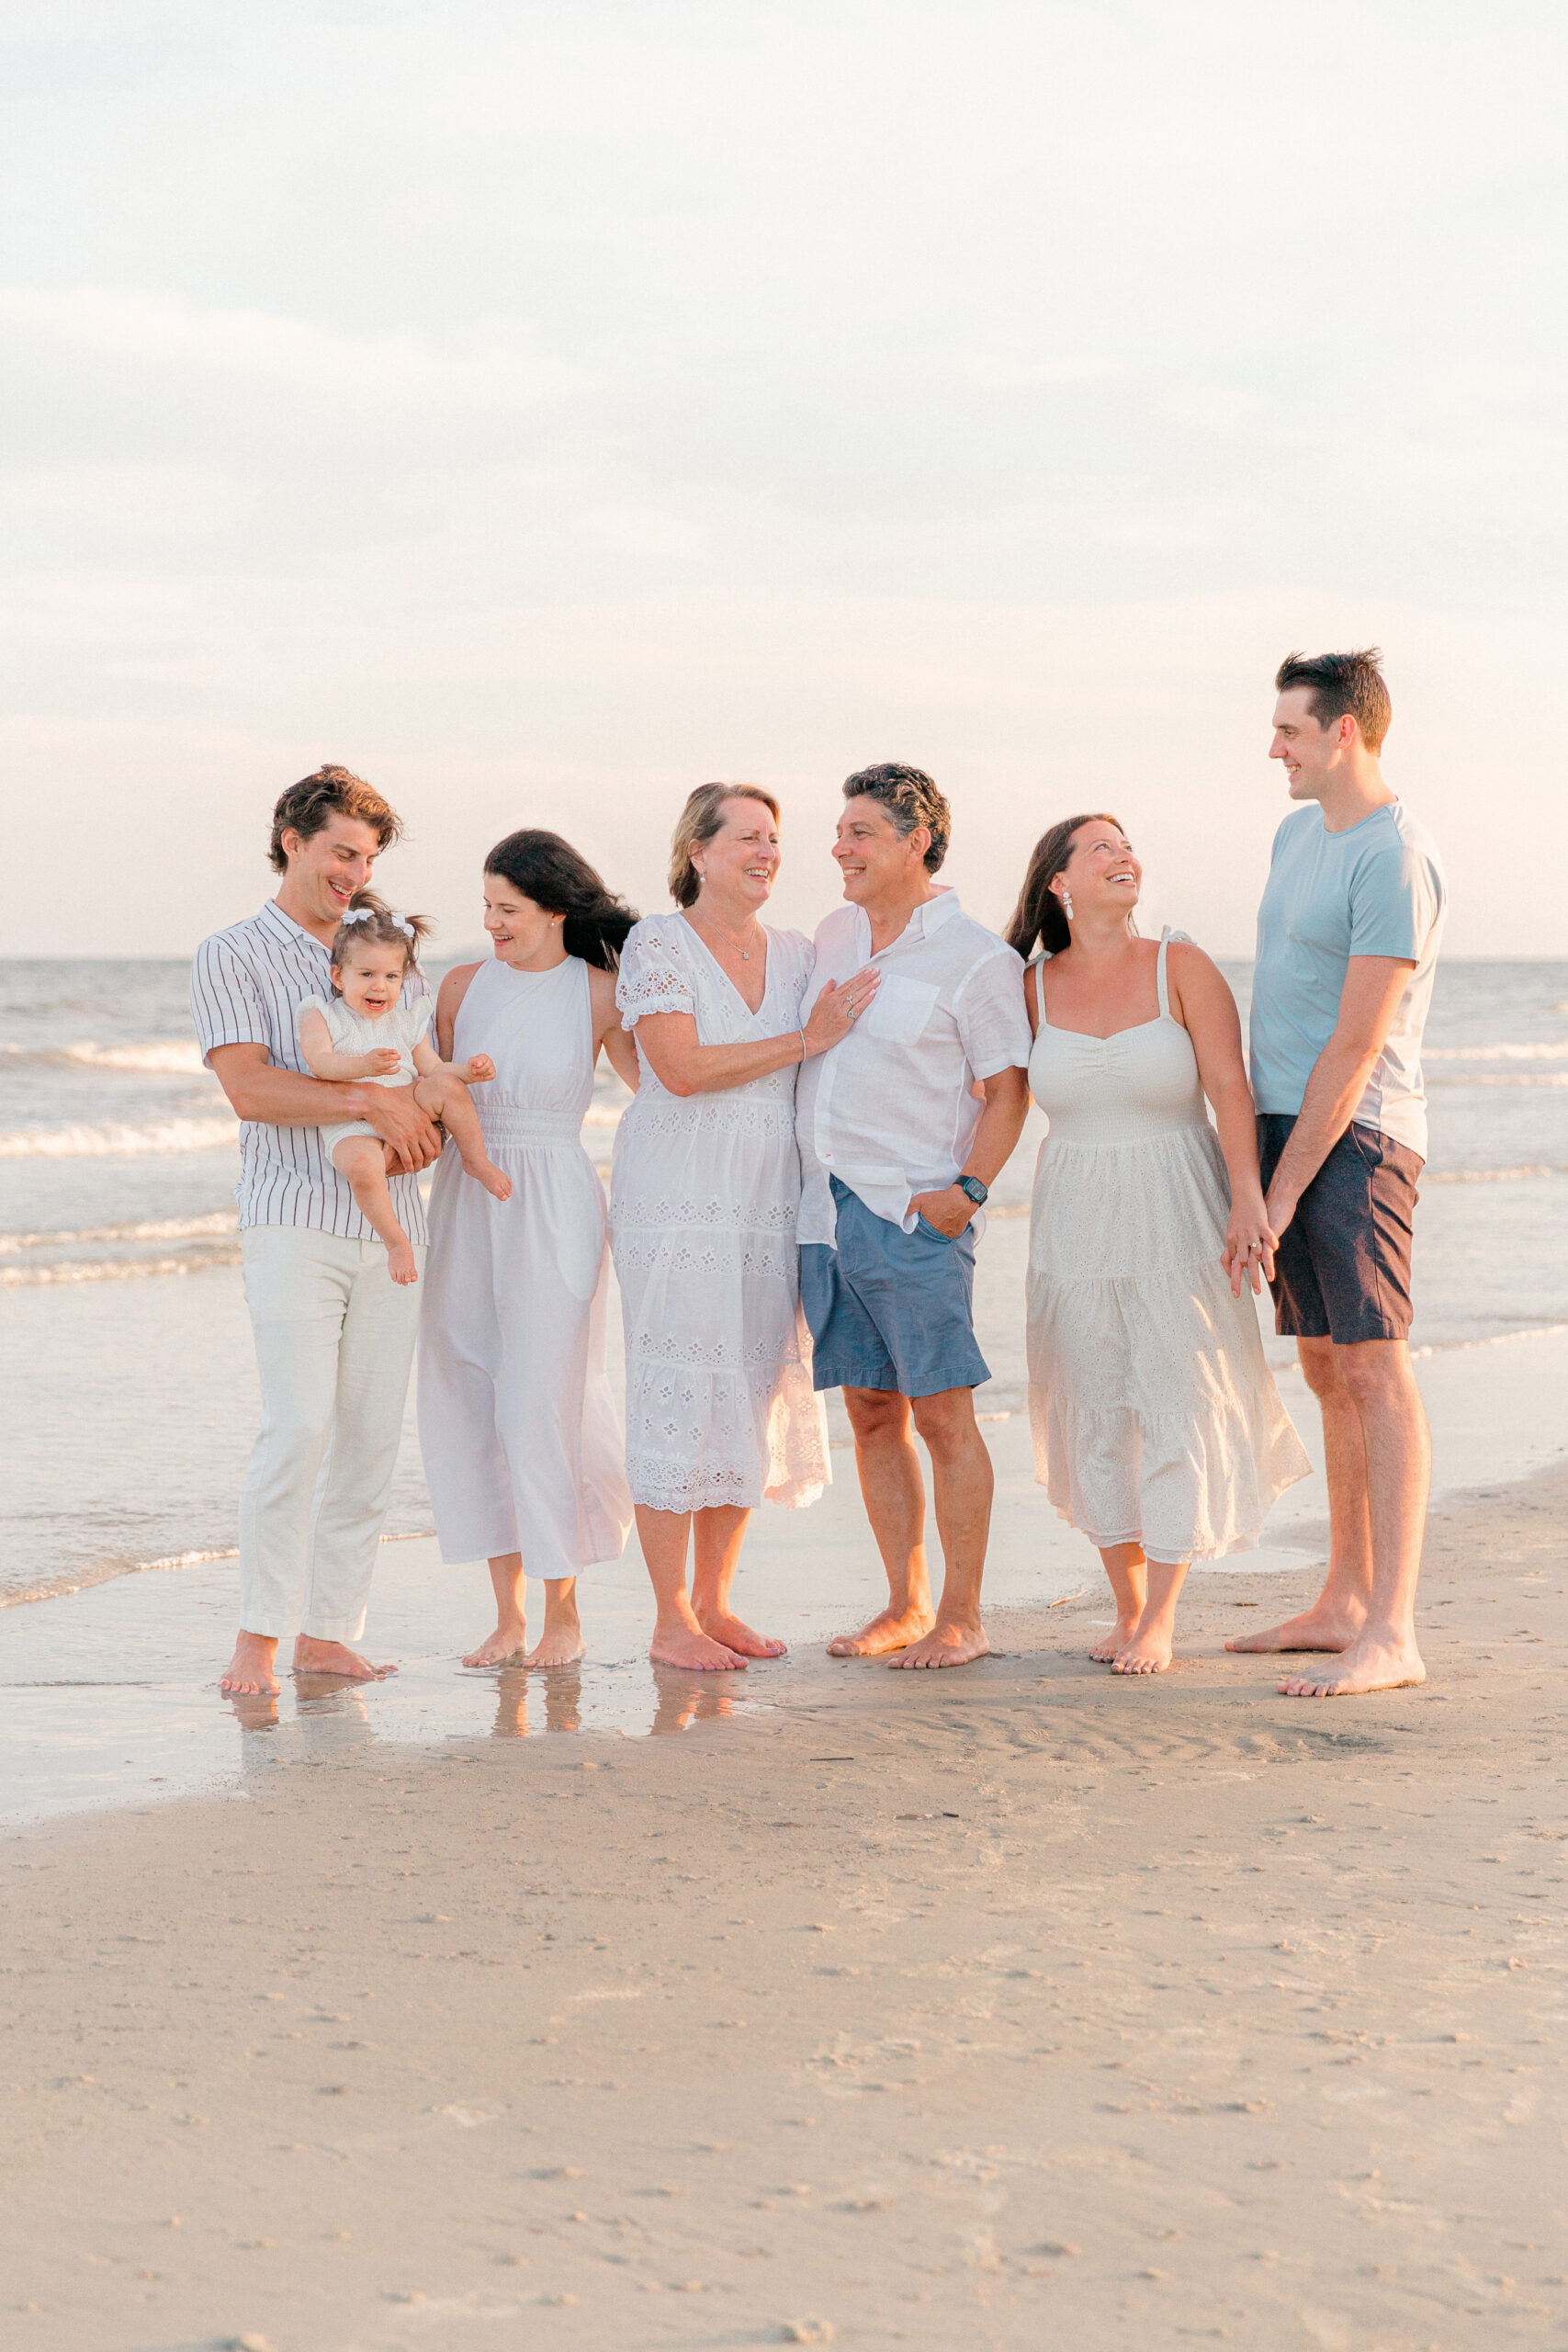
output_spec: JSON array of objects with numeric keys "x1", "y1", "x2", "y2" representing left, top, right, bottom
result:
[
  {"x1": 1005, "y1": 812, "x2": 1127, "y2": 959},
  {"x1": 269, "y1": 763, "x2": 402, "y2": 874},
  {"x1": 841, "y1": 762, "x2": 950, "y2": 874},
  {"x1": 484, "y1": 829, "x2": 637, "y2": 971}
]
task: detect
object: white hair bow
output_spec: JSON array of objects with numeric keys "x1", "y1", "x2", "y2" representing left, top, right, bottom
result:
[
  {"x1": 390, "y1": 914, "x2": 414, "y2": 937},
  {"x1": 341, "y1": 907, "x2": 374, "y2": 926}
]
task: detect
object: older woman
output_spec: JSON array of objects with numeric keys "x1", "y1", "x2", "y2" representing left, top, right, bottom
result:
[{"x1": 612, "y1": 783, "x2": 878, "y2": 1670}]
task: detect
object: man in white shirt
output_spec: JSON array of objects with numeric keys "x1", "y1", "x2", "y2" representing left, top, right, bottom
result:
[
  {"x1": 797, "y1": 763, "x2": 1031, "y2": 1668},
  {"x1": 191, "y1": 765, "x2": 443, "y2": 1701}
]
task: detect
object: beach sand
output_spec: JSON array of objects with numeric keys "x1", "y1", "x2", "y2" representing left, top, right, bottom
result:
[{"x1": 4, "y1": 1447, "x2": 1566, "y2": 2350}]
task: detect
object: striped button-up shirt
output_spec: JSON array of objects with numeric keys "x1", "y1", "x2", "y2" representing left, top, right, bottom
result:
[{"x1": 190, "y1": 899, "x2": 431, "y2": 1240}]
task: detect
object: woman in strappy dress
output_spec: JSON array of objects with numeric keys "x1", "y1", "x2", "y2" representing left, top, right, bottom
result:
[
  {"x1": 1009, "y1": 813, "x2": 1310, "y2": 1675},
  {"x1": 418, "y1": 830, "x2": 639, "y2": 1670}
]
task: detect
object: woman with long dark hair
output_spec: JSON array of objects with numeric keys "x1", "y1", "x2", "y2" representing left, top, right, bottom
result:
[
  {"x1": 418, "y1": 829, "x2": 640, "y2": 1668},
  {"x1": 1009, "y1": 813, "x2": 1309, "y2": 1673}
]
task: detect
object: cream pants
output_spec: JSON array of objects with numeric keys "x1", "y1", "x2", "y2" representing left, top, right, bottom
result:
[{"x1": 238, "y1": 1225, "x2": 423, "y2": 1642}]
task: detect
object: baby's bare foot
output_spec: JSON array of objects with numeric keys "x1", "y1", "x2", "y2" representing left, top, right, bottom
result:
[
  {"x1": 466, "y1": 1157, "x2": 512, "y2": 1203},
  {"x1": 389, "y1": 1238, "x2": 419, "y2": 1284}
]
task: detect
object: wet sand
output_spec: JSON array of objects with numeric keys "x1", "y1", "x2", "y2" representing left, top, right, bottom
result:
[{"x1": 4, "y1": 1457, "x2": 1567, "y2": 2349}]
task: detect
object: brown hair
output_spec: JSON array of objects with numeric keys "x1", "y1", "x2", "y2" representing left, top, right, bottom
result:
[
  {"x1": 328, "y1": 891, "x2": 431, "y2": 991},
  {"x1": 841, "y1": 762, "x2": 950, "y2": 874},
  {"x1": 485, "y1": 829, "x2": 637, "y2": 971},
  {"x1": 668, "y1": 784, "x2": 781, "y2": 910},
  {"x1": 268, "y1": 764, "x2": 402, "y2": 876},
  {"x1": 1274, "y1": 648, "x2": 1392, "y2": 754},
  {"x1": 1005, "y1": 813, "x2": 1127, "y2": 959}
]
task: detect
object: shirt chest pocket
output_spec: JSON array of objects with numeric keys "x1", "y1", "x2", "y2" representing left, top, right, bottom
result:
[{"x1": 862, "y1": 974, "x2": 940, "y2": 1045}]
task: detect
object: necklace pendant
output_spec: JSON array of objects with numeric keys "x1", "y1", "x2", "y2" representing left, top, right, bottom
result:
[{"x1": 740, "y1": 949, "x2": 750, "y2": 960}]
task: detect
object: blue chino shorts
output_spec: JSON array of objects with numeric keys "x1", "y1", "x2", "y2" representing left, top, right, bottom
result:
[
  {"x1": 1257, "y1": 1114, "x2": 1422, "y2": 1345},
  {"x1": 800, "y1": 1176, "x2": 990, "y2": 1398}
]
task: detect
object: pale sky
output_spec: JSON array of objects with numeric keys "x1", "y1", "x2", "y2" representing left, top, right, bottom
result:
[{"x1": 5, "y1": 0, "x2": 1565, "y2": 958}]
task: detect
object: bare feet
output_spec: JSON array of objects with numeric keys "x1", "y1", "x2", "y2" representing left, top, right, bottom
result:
[
  {"x1": 1278, "y1": 1633, "x2": 1426, "y2": 1698},
  {"x1": 1225, "y1": 1600, "x2": 1364, "y2": 1655},
  {"x1": 525, "y1": 1625, "x2": 588, "y2": 1668},
  {"x1": 292, "y1": 1635, "x2": 397, "y2": 1680},
  {"x1": 696, "y1": 1609, "x2": 785, "y2": 1659},
  {"x1": 1090, "y1": 1615, "x2": 1141, "y2": 1664},
  {"x1": 888, "y1": 1619, "x2": 990, "y2": 1670},
  {"x1": 649, "y1": 1624, "x2": 748, "y2": 1672},
  {"x1": 388, "y1": 1238, "x2": 420, "y2": 1285},
  {"x1": 463, "y1": 1622, "x2": 529, "y2": 1668},
  {"x1": 828, "y1": 1605, "x2": 936, "y2": 1658},
  {"x1": 220, "y1": 1633, "x2": 280, "y2": 1696},
  {"x1": 1112, "y1": 1626, "x2": 1174, "y2": 1675},
  {"x1": 466, "y1": 1154, "x2": 513, "y2": 1203}
]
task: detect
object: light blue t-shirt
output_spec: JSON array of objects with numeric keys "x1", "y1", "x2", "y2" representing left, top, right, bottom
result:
[{"x1": 1249, "y1": 800, "x2": 1447, "y2": 1160}]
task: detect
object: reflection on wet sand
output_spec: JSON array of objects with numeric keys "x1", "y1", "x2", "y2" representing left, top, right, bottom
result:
[
  {"x1": 649, "y1": 1668, "x2": 749, "y2": 1736},
  {"x1": 489, "y1": 1664, "x2": 585, "y2": 1737}
]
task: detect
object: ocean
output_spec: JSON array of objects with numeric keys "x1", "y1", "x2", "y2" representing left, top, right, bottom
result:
[{"x1": 3, "y1": 954, "x2": 1566, "y2": 1616}]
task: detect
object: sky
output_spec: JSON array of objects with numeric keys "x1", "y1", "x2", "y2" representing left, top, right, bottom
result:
[{"x1": 4, "y1": 0, "x2": 1565, "y2": 958}]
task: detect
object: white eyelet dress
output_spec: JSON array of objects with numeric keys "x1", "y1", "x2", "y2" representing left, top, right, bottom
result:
[
  {"x1": 417, "y1": 956, "x2": 633, "y2": 1575},
  {"x1": 1025, "y1": 930, "x2": 1311, "y2": 1563},
  {"x1": 611, "y1": 912, "x2": 830, "y2": 1516}
]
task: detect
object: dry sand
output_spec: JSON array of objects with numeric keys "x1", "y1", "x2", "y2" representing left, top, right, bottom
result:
[{"x1": 4, "y1": 1464, "x2": 1566, "y2": 2351}]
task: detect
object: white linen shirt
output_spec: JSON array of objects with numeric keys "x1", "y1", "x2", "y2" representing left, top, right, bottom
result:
[
  {"x1": 796, "y1": 888, "x2": 1031, "y2": 1246},
  {"x1": 190, "y1": 899, "x2": 431, "y2": 1240}
]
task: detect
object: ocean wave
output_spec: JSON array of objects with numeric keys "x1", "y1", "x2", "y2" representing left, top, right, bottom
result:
[
  {"x1": 0, "y1": 1211, "x2": 237, "y2": 1255},
  {"x1": 0, "y1": 1526, "x2": 434, "y2": 1610},
  {"x1": 0, "y1": 1249, "x2": 242, "y2": 1289},
  {"x1": 0, "y1": 1038, "x2": 208, "y2": 1073},
  {"x1": 0, "y1": 1114, "x2": 237, "y2": 1158},
  {"x1": 1424, "y1": 1042, "x2": 1568, "y2": 1061},
  {"x1": 1425, "y1": 1165, "x2": 1564, "y2": 1183},
  {"x1": 1428, "y1": 1073, "x2": 1568, "y2": 1089}
]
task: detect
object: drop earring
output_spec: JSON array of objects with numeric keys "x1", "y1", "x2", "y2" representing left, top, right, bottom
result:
[{"x1": 1062, "y1": 888, "x2": 1074, "y2": 921}]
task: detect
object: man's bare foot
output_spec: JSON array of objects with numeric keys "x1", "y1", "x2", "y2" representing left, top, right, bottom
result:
[
  {"x1": 388, "y1": 1238, "x2": 420, "y2": 1285},
  {"x1": 696, "y1": 1609, "x2": 785, "y2": 1659},
  {"x1": 828, "y1": 1605, "x2": 936, "y2": 1658},
  {"x1": 463, "y1": 1622, "x2": 529, "y2": 1668},
  {"x1": 1225, "y1": 1600, "x2": 1365, "y2": 1655},
  {"x1": 1278, "y1": 1634, "x2": 1426, "y2": 1698},
  {"x1": 464, "y1": 1155, "x2": 513, "y2": 1203},
  {"x1": 1090, "y1": 1615, "x2": 1141, "y2": 1663},
  {"x1": 220, "y1": 1633, "x2": 280, "y2": 1696},
  {"x1": 525, "y1": 1625, "x2": 588, "y2": 1668},
  {"x1": 292, "y1": 1635, "x2": 397, "y2": 1680},
  {"x1": 889, "y1": 1619, "x2": 990, "y2": 1670},
  {"x1": 1112, "y1": 1625, "x2": 1174, "y2": 1675},
  {"x1": 649, "y1": 1625, "x2": 748, "y2": 1672}
]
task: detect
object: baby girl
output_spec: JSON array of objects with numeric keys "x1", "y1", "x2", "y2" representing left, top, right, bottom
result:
[{"x1": 299, "y1": 898, "x2": 511, "y2": 1284}]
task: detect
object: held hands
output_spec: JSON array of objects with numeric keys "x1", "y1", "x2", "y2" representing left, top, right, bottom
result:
[
  {"x1": 1221, "y1": 1194, "x2": 1279, "y2": 1298},
  {"x1": 805, "y1": 966, "x2": 882, "y2": 1054},
  {"x1": 908, "y1": 1183, "x2": 975, "y2": 1239}
]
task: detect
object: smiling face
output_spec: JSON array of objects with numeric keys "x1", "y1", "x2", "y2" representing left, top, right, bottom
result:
[
  {"x1": 483, "y1": 874, "x2": 562, "y2": 964},
  {"x1": 692, "y1": 796, "x2": 782, "y2": 910},
  {"x1": 333, "y1": 941, "x2": 410, "y2": 1020},
  {"x1": 1270, "y1": 686, "x2": 1349, "y2": 802},
  {"x1": 832, "y1": 796, "x2": 931, "y2": 904},
  {"x1": 1055, "y1": 819, "x2": 1141, "y2": 920},
  {"x1": 279, "y1": 813, "x2": 384, "y2": 933}
]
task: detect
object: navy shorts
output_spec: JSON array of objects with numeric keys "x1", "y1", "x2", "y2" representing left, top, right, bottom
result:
[
  {"x1": 800, "y1": 1177, "x2": 990, "y2": 1398},
  {"x1": 1258, "y1": 1114, "x2": 1422, "y2": 1346}
]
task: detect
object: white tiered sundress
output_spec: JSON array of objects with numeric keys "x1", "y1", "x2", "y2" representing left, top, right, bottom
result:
[
  {"x1": 417, "y1": 956, "x2": 632, "y2": 1576},
  {"x1": 1025, "y1": 931, "x2": 1310, "y2": 1563},
  {"x1": 611, "y1": 911, "x2": 829, "y2": 1516}
]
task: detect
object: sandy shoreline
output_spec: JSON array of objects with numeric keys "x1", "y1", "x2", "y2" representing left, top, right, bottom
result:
[{"x1": 4, "y1": 1456, "x2": 1566, "y2": 2350}]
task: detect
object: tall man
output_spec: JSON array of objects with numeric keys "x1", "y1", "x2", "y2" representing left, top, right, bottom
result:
[
  {"x1": 797, "y1": 764, "x2": 1032, "y2": 1668},
  {"x1": 192, "y1": 765, "x2": 443, "y2": 1698},
  {"x1": 1230, "y1": 652, "x2": 1447, "y2": 1697}
]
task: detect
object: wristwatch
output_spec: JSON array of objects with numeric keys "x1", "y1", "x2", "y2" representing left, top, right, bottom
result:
[{"x1": 956, "y1": 1174, "x2": 989, "y2": 1207}]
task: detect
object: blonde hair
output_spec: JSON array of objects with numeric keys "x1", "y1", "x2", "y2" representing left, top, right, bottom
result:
[{"x1": 667, "y1": 783, "x2": 781, "y2": 910}]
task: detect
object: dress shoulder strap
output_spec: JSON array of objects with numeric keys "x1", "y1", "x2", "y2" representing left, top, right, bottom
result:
[{"x1": 1156, "y1": 926, "x2": 1195, "y2": 1019}]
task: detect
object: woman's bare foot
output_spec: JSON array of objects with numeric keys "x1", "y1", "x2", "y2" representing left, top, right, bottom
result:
[
  {"x1": 1278, "y1": 1633, "x2": 1426, "y2": 1698},
  {"x1": 292, "y1": 1635, "x2": 397, "y2": 1680},
  {"x1": 464, "y1": 1154, "x2": 513, "y2": 1203},
  {"x1": 1225, "y1": 1600, "x2": 1364, "y2": 1655},
  {"x1": 388, "y1": 1238, "x2": 420, "y2": 1285},
  {"x1": 463, "y1": 1621, "x2": 529, "y2": 1668},
  {"x1": 220, "y1": 1633, "x2": 280, "y2": 1695},
  {"x1": 1090, "y1": 1615, "x2": 1141, "y2": 1663},
  {"x1": 828, "y1": 1605, "x2": 936, "y2": 1658},
  {"x1": 525, "y1": 1625, "x2": 588, "y2": 1668},
  {"x1": 889, "y1": 1619, "x2": 990, "y2": 1670},
  {"x1": 649, "y1": 1624, "x2": 748, "y2": 1672},
  {"x1": 1112, "y1": 1626, "x2": 1174, "y2": 1675},
  {"x1": 696, "y1": 1609, "x2": 784, "y2": 1659}
]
